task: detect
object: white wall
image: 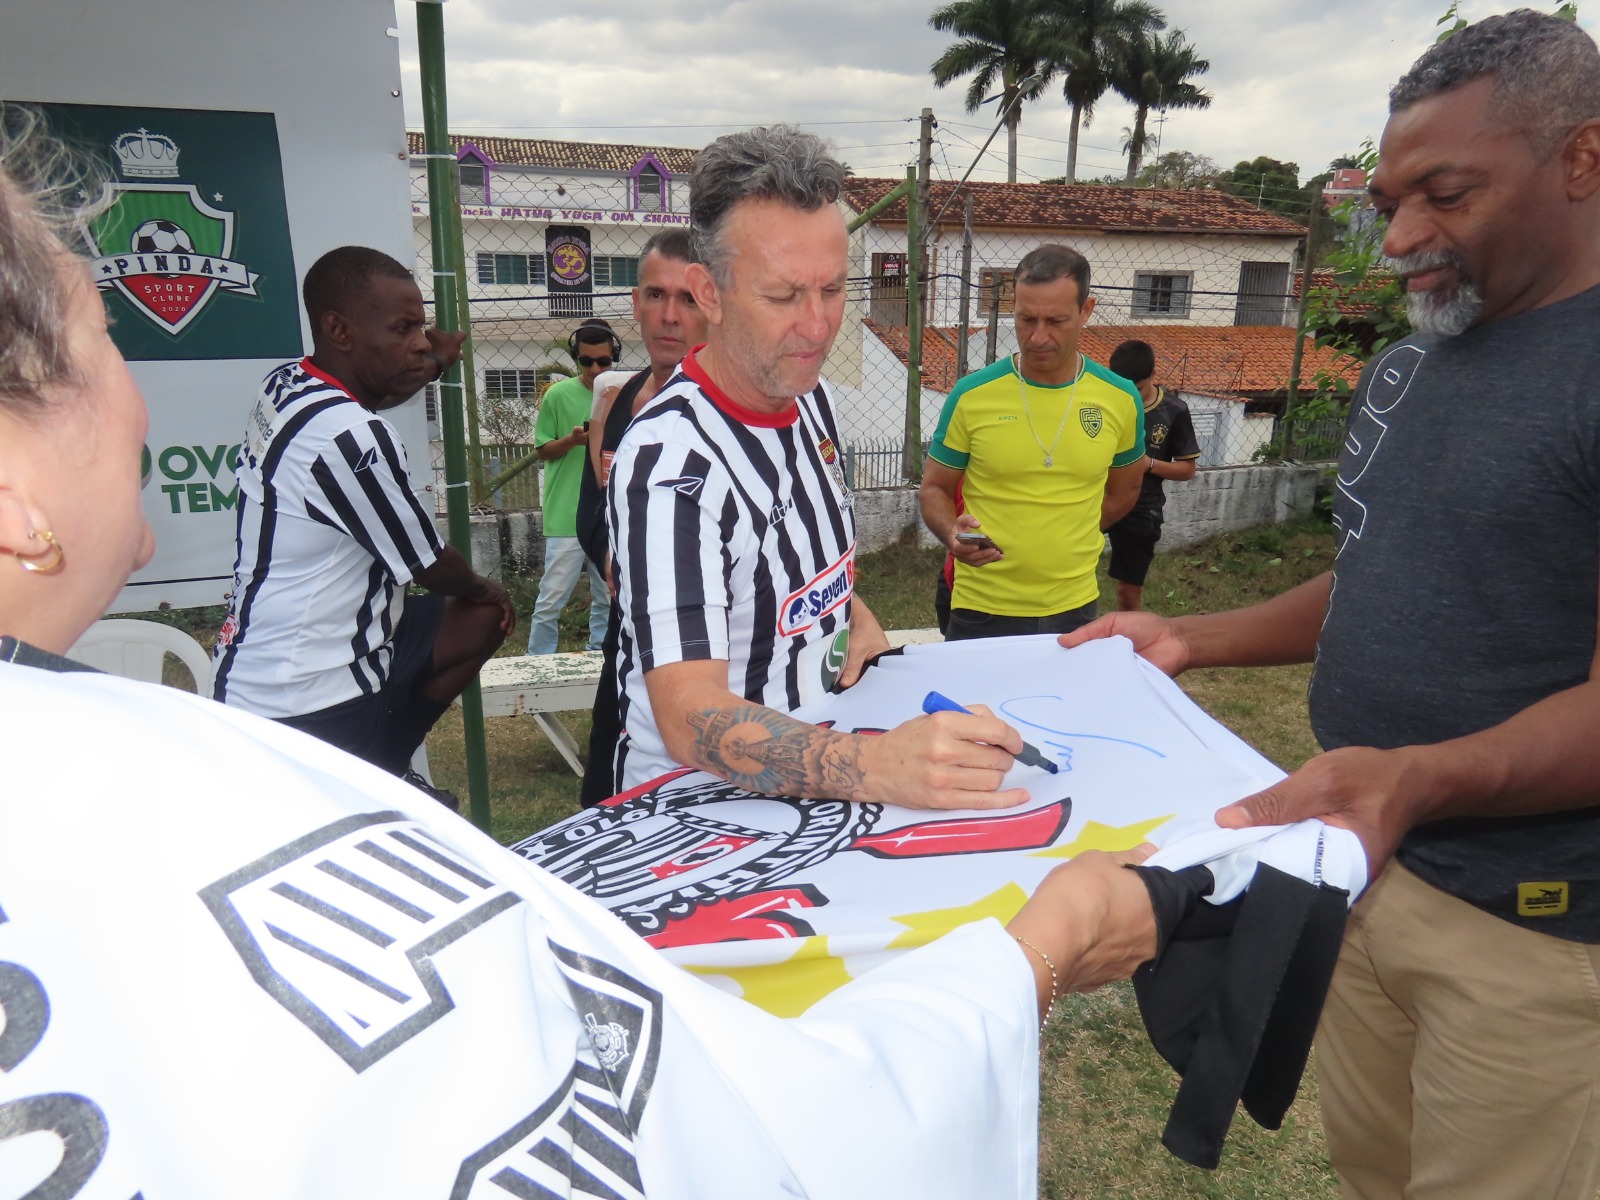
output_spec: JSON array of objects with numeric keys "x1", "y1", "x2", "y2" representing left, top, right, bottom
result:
[{"x1": 867, "y1": 224, "x2": 1300, "y2": 328}]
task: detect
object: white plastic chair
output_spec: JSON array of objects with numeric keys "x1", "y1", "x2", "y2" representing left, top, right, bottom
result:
[{"x1": 66, "y1": 618, "x2": 213, "y2": 694}]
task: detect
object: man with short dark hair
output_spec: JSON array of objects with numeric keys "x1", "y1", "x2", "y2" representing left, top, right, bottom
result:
[
  {"x1": 1066, "y1": 12, "x2": 1600, "y2": 1196},
  {"x1": 607, "y1": 124, "x2": 1032, "y2": 808},
  {"x1": 920, "y1": 244, "x2": 1147, "y2": 641},
  {"x1": 214, "y1": 246, "x2": 514, "y2": 805},
  {"x1": 1104, "y1": 339, "x2": 1199, "y2": 612},
  {"x1": 525, "y1": 318, "x2": 616, "y2": 654},
  {"x1": 575, "y1": 229, "x2": 708, "y2": 805}
]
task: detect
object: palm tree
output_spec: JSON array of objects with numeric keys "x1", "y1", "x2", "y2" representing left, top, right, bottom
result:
[
  {"x1": 1113, "y1": 29, "x2": 1211, "y2": 182},
  {"x1": 929, "y1": 0, "x2": 1053, "y2": 184},
  {"x1": 1036, "y1": 0, "x2": 1165, "y2": 183}
]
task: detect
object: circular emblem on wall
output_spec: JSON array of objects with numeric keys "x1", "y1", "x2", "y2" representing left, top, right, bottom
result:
[{"x1": 548, "y1": 235, "x2": 590, "y2": 285}]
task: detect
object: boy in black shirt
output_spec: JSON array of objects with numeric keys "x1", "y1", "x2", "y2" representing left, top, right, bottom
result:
[{"x1": 1104, "y1": 340, "x2": 1200, "y2": 611}]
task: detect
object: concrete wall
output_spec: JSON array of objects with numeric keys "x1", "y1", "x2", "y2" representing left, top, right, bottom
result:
[
  {"x1": 455, "y1": 462, "x2": 1319, "y2": 579},
  {"x1": 1157, "y1": 464, "x2": 1319, "y2": 549}
]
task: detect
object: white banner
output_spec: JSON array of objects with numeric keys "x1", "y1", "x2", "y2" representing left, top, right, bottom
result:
[{"x1": 513, "y1": 636, "x2": 1341, "y2": 1017}]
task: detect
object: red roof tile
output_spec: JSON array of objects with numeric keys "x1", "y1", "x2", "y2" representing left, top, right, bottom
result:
[
  {"x1": 406, "y1": 132, "x2": 696, "y2": 175},
  {"x1": 843, "y1": 178, "x2": 1305, "y2": 237},
  {"x1": 1290, "y1": 266, "x2": 1398, "y2": 318},
  {"x1": 866, "y1": 320, "x2": 1362, "y2": 397}
]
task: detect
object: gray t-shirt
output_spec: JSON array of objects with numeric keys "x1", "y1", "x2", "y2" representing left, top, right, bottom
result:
[{"x1": 1310, "y1": 283, "x2": 1600, "y2": 941}]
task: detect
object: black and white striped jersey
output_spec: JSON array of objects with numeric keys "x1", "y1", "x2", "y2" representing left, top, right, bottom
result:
[
  {"x1": 212, "y1": 358, "x2": 443, "y2": 718},
  {"x1": 608, "y1": 349, "x2": 857, "y2": 787}
]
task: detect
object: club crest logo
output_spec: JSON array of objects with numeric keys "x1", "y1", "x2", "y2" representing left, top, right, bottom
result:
[
  {"x1": 817, "y1": 435, "x2": 837, "y2": 464},
  {"x1": 81, "y1": 128, "x2": 260, "y2": 336},
  {"x1": 1149, "y1": 422, "x2": 1169, "y2": 446},
  {"x1": 511, "y1": 771, "x2": 1071, "y2": 948},
  {"x1": 1079, "y1": 406, "x2": 1104, "y2": 437}
]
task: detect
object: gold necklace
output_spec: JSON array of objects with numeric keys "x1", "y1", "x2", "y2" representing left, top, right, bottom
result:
[{"x1": 1014, "y1": 353, "x2": 1083, "y2": 468}]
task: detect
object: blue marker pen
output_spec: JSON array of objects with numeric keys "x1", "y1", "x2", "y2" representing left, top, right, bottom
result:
[{"x1": 921, "y1": 690, "x2": 1060, "y2": 774}]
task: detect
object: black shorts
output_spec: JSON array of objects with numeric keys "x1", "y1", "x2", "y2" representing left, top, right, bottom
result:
[
  {"x1": 276, "y1": 591, "x2": 444, "y2": 772},
  {"x1": 1107, "y1": 508, "x2": 1163, "y2": 586}
]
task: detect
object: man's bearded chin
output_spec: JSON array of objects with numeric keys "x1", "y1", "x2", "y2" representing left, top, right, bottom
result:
[{"x1": 1391, "y1": 250, "x2": 1483, "y2": 337}]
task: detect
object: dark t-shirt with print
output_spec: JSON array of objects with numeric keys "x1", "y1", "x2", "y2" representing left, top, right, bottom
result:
[
  {"x1": 1309, "y1": 283, "x2": 1600, "y2": 941},
  {"x1": 1132, "y1": 386, "x2": 1201, "y2": 516}
]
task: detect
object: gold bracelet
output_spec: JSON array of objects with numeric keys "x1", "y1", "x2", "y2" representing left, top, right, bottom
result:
[{"x1": 1013, "y1": 934, "x2": 1061, "y2": 1023}]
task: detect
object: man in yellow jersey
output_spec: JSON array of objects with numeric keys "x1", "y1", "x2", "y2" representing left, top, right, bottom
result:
[{"x1": 920, "y1": 244, "x2": 1146, "y2": 640}]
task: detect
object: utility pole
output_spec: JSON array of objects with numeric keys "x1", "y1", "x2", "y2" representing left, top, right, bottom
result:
[
  {"x1": 916, "y1": 106, "x2": 936, "y2": 368},
  {"x1": 955, "y1": 193, "x2": 974, "y2": 382},
  {"x1": 902, "y1": 109, "x2": 935, "y2": 483},
  {"x1": 1284, "y1": 185, "x2": 1324, "y2": 456}
]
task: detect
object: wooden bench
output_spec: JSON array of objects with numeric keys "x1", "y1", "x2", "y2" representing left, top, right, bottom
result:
[{"x1": 470, "y1": 628, "x2": 944, "y2": 775}]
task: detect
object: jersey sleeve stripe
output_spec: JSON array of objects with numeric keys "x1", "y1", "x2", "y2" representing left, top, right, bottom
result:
[
  {"x1": 618, "y1": 441, "x2": 664, "y2": 669},
  {"x1": 370, "y1": 421, "x2": 444, "y2": 561},
  {"x1": 212, "y1": 397, "x2": 348, "y2": 701}
]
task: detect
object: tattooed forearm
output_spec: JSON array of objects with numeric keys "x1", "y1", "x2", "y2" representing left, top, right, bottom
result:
[{"x1": 686, "y1": 704, "x2": 868, "y2": 799}]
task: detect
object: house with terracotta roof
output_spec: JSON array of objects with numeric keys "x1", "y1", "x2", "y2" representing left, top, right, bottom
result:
[
  {"x1": 407, "y1": 132, "x2": 698, "y2": 423},
  {"x1": 822, "y1": 178, "x2": 1352, "y2": 469}
]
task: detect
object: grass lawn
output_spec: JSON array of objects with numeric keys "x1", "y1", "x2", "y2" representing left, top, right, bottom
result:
[{"x1": 424, "y1": 515, "x2": 1340, "y2": 1197}]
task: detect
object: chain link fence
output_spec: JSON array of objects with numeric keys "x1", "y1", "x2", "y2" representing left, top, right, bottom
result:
[{"x1": 413, "y1": 164, "x2": 1351, "y2": 514}]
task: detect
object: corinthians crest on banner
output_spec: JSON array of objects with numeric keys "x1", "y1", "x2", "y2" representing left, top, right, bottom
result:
[{"x1": 84, "y1": 127, "x2": 260, "y2": 335}]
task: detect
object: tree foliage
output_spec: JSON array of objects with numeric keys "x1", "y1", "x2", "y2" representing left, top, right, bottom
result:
[
  {"x1": 1111, "y1": 29, "x2": 1211, "y2": 181},
  {"x1": 1131, "y1": 149, "x2": 1218, "y2": 187},
  {"x1": 1213, "y1": 156, "x2": 1310, "y2": 220},
  {"x1": 1035, "y1": 0, "x2": 1166, "y2": 182},
  {"x1": 928, "y1": 0, "x2": 1055, "y2": 182},
  {"x1": 1275, "y1": 140, "x2": 1410, "y2": 460}
]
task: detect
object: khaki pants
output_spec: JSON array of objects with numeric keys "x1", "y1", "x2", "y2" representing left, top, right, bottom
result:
[{"x1": 1317, "y1": 862, "x2": 1600, "y2": 1200}]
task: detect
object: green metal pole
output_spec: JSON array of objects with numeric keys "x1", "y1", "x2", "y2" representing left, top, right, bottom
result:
[
  {"x1": 846, "y1": 177, "x2": 911, "y2": 235},
  {"x1": 416, "y1": 0, "x2": 494, "y2": 832},
  {"x1": 444, "y1": 197, "x2": 487, "y2": 504},
  {"x1": 902, "y1": 164, "x2": 923, "y2": 483}
]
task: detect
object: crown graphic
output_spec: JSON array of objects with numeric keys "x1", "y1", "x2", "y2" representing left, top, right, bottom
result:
[{"x1": 113, "y1": 128, "x2": 180, "y2": 179}]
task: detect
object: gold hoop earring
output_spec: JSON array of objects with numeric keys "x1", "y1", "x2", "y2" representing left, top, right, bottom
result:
[{"x1": 15, "y1": 529, "x2": 64, "y2": 574}]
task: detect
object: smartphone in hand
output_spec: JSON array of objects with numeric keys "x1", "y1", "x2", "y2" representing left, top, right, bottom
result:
[{"x1": 955, "y1": 531, "x2": 1000, "y2": 553}]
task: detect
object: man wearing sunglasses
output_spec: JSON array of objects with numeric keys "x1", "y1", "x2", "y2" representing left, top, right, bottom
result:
[{"x1": 526, "y1": 319, "x2": 618, "y2": 654}]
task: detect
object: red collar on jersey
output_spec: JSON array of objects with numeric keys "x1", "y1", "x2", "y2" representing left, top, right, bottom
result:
[
  {"x1": 301, "y1": 357, "x2": 359, "y2": 400},
  {"x1": 682, "y1": 346, "x2": 800, "y2": 429}
]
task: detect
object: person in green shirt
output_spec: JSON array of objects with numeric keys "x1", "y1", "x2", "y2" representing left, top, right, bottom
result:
[{"x1": 527, "y1": 319, "x2": 618, "y2": 654}]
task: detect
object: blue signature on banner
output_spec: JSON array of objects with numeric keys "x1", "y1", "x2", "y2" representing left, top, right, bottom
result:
[{"x1": 998, "y1": 696, "x2": 1167, "y2": 772}]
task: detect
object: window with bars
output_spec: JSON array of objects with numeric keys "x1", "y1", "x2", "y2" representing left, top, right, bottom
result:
[
  {"x1": 593, "y1": 255, "x2": 639, "y2": 289},
  {"x1": 458, "y1": 158, "x2": 488, "y2": 205},
  {"x1": 1131, "y1": 272, "x2": 1193, "y2": 318},
  {"x1": 475, "y1": 252, "x2": 547, "y2": 287},
  {"x1": 979, "y1": 268, "x2": 1016, "y2": 314},
  {"x1": 481, "y1": 369, "x2": 541, "y2": 398}
]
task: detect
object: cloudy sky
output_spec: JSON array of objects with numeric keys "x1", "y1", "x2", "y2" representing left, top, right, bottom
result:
[{"x1": 393, "y1": 1, "x2": 1597, "y2": 200}]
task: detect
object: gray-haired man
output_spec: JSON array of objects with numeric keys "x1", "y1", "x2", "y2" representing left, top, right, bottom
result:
[
  {"x1": 605, "y1": 124, "x2": 1032, "y2": 809},
  {"x1": 1066, "y1": 11, "x2": 1600, "y2": 1197}
]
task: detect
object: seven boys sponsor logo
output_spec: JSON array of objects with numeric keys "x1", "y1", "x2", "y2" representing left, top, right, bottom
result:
[
  {"x1": 199, "y1": 811, "x2": 522, "y2": 1071},
  {"x1": 817, "y1": 435, "x2": 838, "y2": 464},
  {"x1": 1079, "y1": 406, "x2": 1104, "y2": 437},
  {"x1": 777, "y1": 547, "x2": 854, "y2": 637},
  {"x1": 83, "y1": 128, "x2": 261, "y2": 336}
]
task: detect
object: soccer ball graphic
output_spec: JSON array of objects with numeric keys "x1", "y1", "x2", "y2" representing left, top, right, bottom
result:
[{"x1": 131, "y1": 219, "x2": 194, "y2": 255}]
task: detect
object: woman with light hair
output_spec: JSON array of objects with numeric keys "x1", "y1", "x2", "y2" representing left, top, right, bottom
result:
[{"x1": 0, "y1": 109, "x2": 1154, "y2": 1199}]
